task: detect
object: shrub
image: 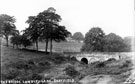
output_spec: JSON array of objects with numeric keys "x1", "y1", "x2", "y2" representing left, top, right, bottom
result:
[
  {"x1": 53, "y1": 56, "x2": 67, "y2": 64},
  {"x1": 70, "y1": 57, "x2": 78, "y2": 61},
  {"x1": 64, "y1": 65, "x2": 80, "y2": 78},
  {"x1": 120, "y1": 59, "x2": 132, "y2": 68},
  {"x1": 28, "y1": 60, "x2": 35, "y2": 65},
  {"x1": 38, "y1": 61, "x2": 51, "y2": 67},
  {"x1": 14, "y1": 61, "x2": 34, "y2": 70},
  {"x1": 95, "y1": 62, "x2": 105, "y2": 68},
  {"x1": 15, "y1": 70, "x2": 43, "y2": 81},
  {"x1": 89, "y1": 61, "x2": 105, "y2": 68},
  {"x1": 2, "y1": 68, "x2": 20, "y2": 79},
  {"x1": 31, "y1": 73, "x2": 43, "y2": 80}
]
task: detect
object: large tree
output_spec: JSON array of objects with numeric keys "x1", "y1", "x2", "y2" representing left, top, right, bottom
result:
[
  {"x1": 0, "y1": 14, "x2": 16, "y2": 46},
  {"x1": 25, "y1": 16, "x2": 40, "y2": 51},
  {"x1": 24, "y1": 7, "x2": 70, "y2": 54},
  {"x1": 10, "y1": 30, "x2": 20, "y2": 48},
  {"x1": 37, "y1": 7, "x2": 71, "y2": 54},
  {"x1": 72, "y1": 32, "x2": 84, "y2": 42},
  {"x1": 81, "y1": 27, "x2": 105, "y2": 52},
  {"x1": 35, "y1": 7, "x2": 61, "y2": 53},
  {"x1": 103, "y1": 33, "x2": 128, "y2": 52}
]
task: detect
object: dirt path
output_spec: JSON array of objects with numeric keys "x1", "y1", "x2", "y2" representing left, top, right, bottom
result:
[{"x1": 79, "y1": 75, "x2": 112, "y2": 84}]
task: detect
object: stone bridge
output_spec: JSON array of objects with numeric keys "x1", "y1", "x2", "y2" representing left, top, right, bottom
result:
[{"x1": 69, "y1": 52, "x2": 132, "y2": 64}]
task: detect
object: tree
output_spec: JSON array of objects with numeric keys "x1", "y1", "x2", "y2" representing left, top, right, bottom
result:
[
  {"x1": 35, "y1": 7, "x2": 70, "y2": 54},
  {"x1": 0, "y1": 14, "x2": 16, "y2": 47},
  {"x1": 37, "y1": 7, "x2": 61, "y2": 54},
  {"x1": 10, "y1": 30, "x2": 20, "y2": 48},
  {"x1": 103, "y1": 33, "x2": 127, "y2": 52},
  {"x1": 23, "y1": 7, "x2": 70, "y2": 54},
  {"x1": 10, "y1": 35, "x2": 21, "y2": 48},
  {"x1": 72, "y1": 32, "x2": 84, "y2": 42},
  {"x1": 10, "y1": 35, "x2": 32, "y2": 49},
  {"x1": 25, "y1": 16, "x2": 40, "y2": 51},
  {"x1": 81, "y1": 27, "x2": 105, "y2": 52},
  {"x1": 20, "y1": 35, "x2": 32, "y2": 48}
]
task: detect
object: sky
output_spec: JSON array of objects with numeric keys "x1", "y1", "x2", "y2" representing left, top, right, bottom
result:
[{"x1": 0, "y1": 0, "x2": 134, "y2": 38}]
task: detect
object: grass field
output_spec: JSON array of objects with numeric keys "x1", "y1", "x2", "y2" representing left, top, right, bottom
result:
[
  {"x1": 1, "y1": 38, "x2": 83, "y2": 52},
  {"x1": 37, "y1": 41, "x2": 83, "y2": 52}
]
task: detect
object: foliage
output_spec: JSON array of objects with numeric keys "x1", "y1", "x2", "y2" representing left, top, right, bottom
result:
[
  {"x1": 103, "y1": 33, "x2": 129, "y2": 52},
  {"x1": 38, "y1": 61, "x2": 51, "y2": 67},
  {"x1": 81, "y1": 28, "x2": 131, "y2": 52},
  {"x1": 10, "y1": 35, "x2": 32, "y2": 48},
  {"x1": 13, "y1": 60, "x2": 34, "y2": 70},
  {"x1": 49, "y1": 56, "x2": 67, "y2": 64},
  {"x1": 23, "y1": 7, "x2": 71, "y2": 53},
  {"x1": 84, "y1": 58, "x2": 132, "y2": 77},
  {"x1": 64, "y1": 65, "x2": 80, "y2": 78},
  {"x1": 10, "y1": 35, "x2": 21, "y2": 47},
  {"x1": 0, "y1": 14, "x2": 17, "y2": 46},
  {"x1": 123, "y1": 36, "x2": 132, "y2": 51},
  {"x1": 20, "y1": 35, "x2": 32, "y2": 48},
  {"x1": 70, "y1": 56, "x2": 78, "y2": 61},
  {"x1": 81, "y1": 27, "x2": 105, "y2": 52},
  {"x1": 72, "y1": 32, "x2": 84, "y2": 42},
  {"x1": 2, "y1": 67, "x2": 20, "y2": 79},
  {"x1": 2, "y1": 59, "x2": 47, "y2": 80},
  {"x1": 24, "y1": 16, "x2": 40, "y2": 50}
]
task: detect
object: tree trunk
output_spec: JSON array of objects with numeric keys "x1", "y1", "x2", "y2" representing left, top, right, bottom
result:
[
  {"x1": 45, "y1": 38, "x2": 48, "y2": 54},
  {"x1": 6, "y1": 36, "x2": 8, "y2": 47},
  {"x1": 50, "y1": 38, "x2": 53, "y2": 54},
  {"x1": 16, "y1": 45, "x2": 18, "y2": 49},
  {"x1": 13, "y1": 44, "x2": 14, "y2": 48},
  {"x1": 35, "y1": 40, "x2": 38, "y2": 51}
]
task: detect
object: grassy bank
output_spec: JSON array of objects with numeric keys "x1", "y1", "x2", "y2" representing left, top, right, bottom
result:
[{"x1": 1, "y1": 46, "x2": 133, "y2": 84}]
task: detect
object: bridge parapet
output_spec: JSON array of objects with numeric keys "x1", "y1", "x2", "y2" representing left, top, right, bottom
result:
[
  {"x1": 73, "y1": 53, "x2": 118, "y2": 64},
  {"x1": 69, "y1": 52, "x2": 133, "y2": 64}
]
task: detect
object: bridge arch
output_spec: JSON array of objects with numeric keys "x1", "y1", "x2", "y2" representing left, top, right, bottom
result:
[{"x1": 81, "y1": 58, "x2": 88, "y2": 64}]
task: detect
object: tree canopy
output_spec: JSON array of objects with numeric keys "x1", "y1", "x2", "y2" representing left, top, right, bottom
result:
[
  {"x1": 0, "y1": 14, "x2": 17, "y2": 46},
  {"x1": 23, "y1": 7, "x2": 70, "y2": 53},
  {"x1": 103, "y1": 33, "x2": 127, "y2": 52},
  {"x1": 81, "y1": 27, "x2": 105, "y2": 52},
  {"x1": 72, "y1": 32, "x2": 84, "y2": 42},
  {"x1": 81, "y1": 28, "x2": 131, "y2": 52},
  {"x1": 10, "y1": 34, "x2": 32, "y2": 48}
]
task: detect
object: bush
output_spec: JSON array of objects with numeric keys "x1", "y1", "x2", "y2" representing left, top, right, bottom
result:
[
  {"x1": 13, "y1": 61, "x2": 34, "y2": 70},
  {"x1": 120, "y1": 59, "x2": 132, "y2": 68},
  {"x1": 53, "y1": 56, "x2": 67, "y2": 64},
  {"x1": 31, "y1": 73, "x2": 43, "y2": 80},
  {"x1": 95, "y1": 62, "x2": 105, "y2": 68},
  {"x1": 2, "y1": 68, "x2": 20, "y2": 79},
  {"x1": 15, "y1": 70, "x2": 43, "y2": 81},
  {"x1": 64, "y1": 65, "x2": 80, "y2": 78},
  {"x1": 28, "y1": 60, "x2": 35, "y2": 65},
  {"x1": 89, "y1": 61, "x2": 105, "y2": 68},
  {"x1": 38, "y1": 61, "x2": 51, "y2": 67},
  {"x1": 70, "y1": 57, "x2": 78, "y2": 61}
]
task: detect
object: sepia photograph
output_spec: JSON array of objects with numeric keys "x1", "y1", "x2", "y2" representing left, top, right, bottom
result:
[{"x1": 0, "y1": 0, "x2": 135, "y2": 84}]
